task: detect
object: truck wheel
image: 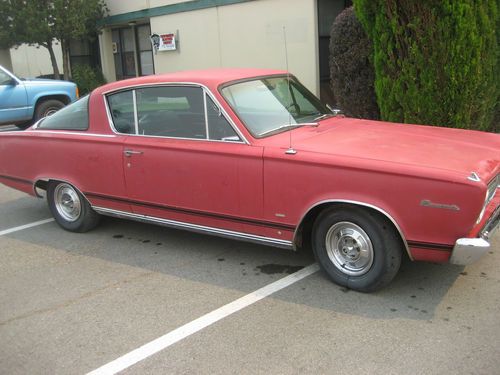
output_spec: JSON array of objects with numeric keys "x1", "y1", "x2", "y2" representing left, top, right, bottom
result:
[
  {"x1": 47, "y1": 181, "x2": 100, "y2": 233},
  {"x1": 15, "y1": 121, "x2": 31, "y2": 130},
  {"x1": 34, "y1": 99, "x2": 65, "y2": 121},
  {"x1": 312, "y1": 206, "x2": 402, "y2": 292}
]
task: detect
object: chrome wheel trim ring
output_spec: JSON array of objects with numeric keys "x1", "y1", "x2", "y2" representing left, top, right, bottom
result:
[
  {"x1": 44, "y1": 108, "x2": 59, "y2": 117},
  {"x1": 54, "y1": 183, "x2": 81, "y2": 222},
  {"x1": 325, "y1": 221, "x2": 374, "y2": 276}
]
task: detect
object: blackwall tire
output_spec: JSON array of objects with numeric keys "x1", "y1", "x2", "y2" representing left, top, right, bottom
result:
[
  {"x1": 47, "y1": 181, "x2": 100, "y2": 233},
  {"x1": 312, "y1": 206, "x2": 402, "y2": 292},
  {"x1": 15, "y1": 121, "x2": 31, "y2": 130},
  {"x1": 34, "y1": 99, "x2": 65, "y2": 121}
]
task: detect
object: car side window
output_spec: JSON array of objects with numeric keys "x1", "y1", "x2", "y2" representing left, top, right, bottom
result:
[
  {"x1": 108, "y1": 90, "x2": 135, "y2": 134},
  {"x1": 106, "y1": 85, "x2": 242, "y2": 142},
  {"x1": 206, "y1": 95, "x2": 240, "y2": 141},
  {"x1": 37, "y1": 95, "x2": 89, "y2": 130},
  {"x1": 136, "y1": 86, "x2": 206, "y2": 139}
]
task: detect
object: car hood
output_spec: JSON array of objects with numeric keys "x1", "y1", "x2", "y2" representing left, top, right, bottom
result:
[
  {"x1": 22, "y1": 78, "x2": 75, "y2": 87},
  {"x1": 294, "y1": 117, "x2": 500, "y2": 183}
]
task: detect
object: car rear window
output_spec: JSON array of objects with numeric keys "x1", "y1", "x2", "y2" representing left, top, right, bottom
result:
[{"x1": 37, "y1": 96, "x2": 89, "y2": 130}]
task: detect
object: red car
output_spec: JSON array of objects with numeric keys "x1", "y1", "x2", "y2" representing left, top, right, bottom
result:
[{"x1": 0, "y1": 69, "x2": 498, "y2": 292}]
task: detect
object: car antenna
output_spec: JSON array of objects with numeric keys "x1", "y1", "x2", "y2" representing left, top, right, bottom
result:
[{"x1": 283, "y1": 26, "x2": 297, "y2": 155}]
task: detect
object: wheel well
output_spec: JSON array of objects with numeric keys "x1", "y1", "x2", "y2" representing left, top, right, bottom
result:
[
  {"x1": 294, "y1": 202, "x2": 410, "y2": 260},
  {"x1": 34, "y1": 178, "x2": 91, "y2": 205},
  {"x1": 34, "y1": 179, "x2": 48, "y2": 197},
  {"x1": 35, "y1": 95, "x2": 71, "y2": 109}
]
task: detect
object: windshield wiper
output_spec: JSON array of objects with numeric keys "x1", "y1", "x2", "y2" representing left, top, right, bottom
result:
[
  {"x1": 259, "y1": 122, "x2": 319, "y2": 137},
  {"x1": 313, "y1": 113, "x2": 335, "y2": 121}
]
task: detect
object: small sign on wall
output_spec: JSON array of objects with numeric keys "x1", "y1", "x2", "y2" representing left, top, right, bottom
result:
[{"x1": 150, "y1": 32, "x2": 178, "y2": 53}]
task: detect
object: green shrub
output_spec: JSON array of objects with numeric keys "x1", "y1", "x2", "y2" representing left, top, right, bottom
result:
[
  {"x1": 72, "y1": 64, "x2": 106, "y2": 96},
  {"x1": 354, "y1": 0, "x2": 498, "y2": 132},
  {"x1": 329, "y1": 6, "x2": 379, "y2": 119}
]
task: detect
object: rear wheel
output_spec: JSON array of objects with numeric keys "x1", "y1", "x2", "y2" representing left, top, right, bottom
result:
[
  {"x1": 47, "y1": 181, "x2": 100, "y2": 232},
  {"x1": 34, "y1": 99, "x2": 65, "y2": 122},
  {"x1": 312, "y1": 206, "x2": 402, "y2": 292}
]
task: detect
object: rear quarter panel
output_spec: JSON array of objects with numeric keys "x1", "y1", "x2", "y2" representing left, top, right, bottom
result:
[
  {"x1": 0, "y1": 131, "x2": 125, "y2": 201},
  {"x1": 0, "y1": 90, "x2": 129, "y2": 212}
]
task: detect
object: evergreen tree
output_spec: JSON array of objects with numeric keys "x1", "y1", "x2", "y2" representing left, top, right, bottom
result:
[
  {"x1": 354, "y1": 0, "x2": 498, "y2": 131},
  {"x1": 330, "y1": 7, "x2": 379, "y2": 119}
]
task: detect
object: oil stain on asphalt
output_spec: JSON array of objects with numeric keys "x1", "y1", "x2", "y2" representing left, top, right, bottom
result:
[{"x1": 255, "y1": 264, "x2": 304, "y2": 275}]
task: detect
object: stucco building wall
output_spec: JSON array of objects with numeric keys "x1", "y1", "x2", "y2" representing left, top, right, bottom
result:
[
  {"x1": 0, "y1": 49, "x2": 13, "y2": 71},
  {"x1": 99, "y1": 0, "x2": 320, "y2": 95},
  {"x1": 147, "y1": 0, "x2": 318, "y2": 94},
  {"x1": 9, "y1": 44, "x2": 63, "y2": 78}
]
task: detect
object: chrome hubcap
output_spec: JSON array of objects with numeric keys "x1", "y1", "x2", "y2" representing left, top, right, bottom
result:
[
  {"x1": 325, "y1": 221, "x2": 374, "y2": 276},
  {"x1": 54, "y1": 184, "x2": 81, "y2": 222},
  {"x1": 44, "y1": 108, "x2": 59, "y2": 117}
]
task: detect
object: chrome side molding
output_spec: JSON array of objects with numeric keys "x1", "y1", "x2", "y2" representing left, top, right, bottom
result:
[{"x1": 93, "y1": 206, "x2": 294, "y2": 250}]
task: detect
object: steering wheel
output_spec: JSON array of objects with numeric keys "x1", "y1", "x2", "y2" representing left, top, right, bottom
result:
[
  {"x1": 286, "y1": 102, "x2": 301, "y2": 114},
  {"x1": 138, "y1": 113, "x2": 151, "y2": 125}
]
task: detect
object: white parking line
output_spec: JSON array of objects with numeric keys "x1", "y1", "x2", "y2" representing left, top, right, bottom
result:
[
  {"x1": 0, "y1": 218, "x2": 54, "y2": 236},
  {"x1": 88, "y1": 263, "x2": 320, "y2": 375}
]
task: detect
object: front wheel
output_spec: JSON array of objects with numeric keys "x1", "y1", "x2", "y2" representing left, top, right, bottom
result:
[
  {"x1": 312, "y1": 206, "x2": 402, "y2": 292},
  {"x1": 47, "y1": 181, "x2": 100, "y2": 232},
  {"x1": 34, "y1": 99, "x2": 65, "y2": 122}
]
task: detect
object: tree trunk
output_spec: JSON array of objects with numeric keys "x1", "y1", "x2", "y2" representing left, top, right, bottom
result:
[
  {"x1": 61, "y1": 39, "x2": 71, "y2": 81},
  {"x1": 45, "y1": 41, "x2": 60, "y2": 80}
]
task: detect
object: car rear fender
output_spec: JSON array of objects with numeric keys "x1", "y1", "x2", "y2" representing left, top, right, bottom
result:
[{"x1": 33, "y1": 177, "x2": 89, "y2": 205}]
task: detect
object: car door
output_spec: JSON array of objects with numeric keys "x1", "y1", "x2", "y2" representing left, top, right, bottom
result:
[
  {"x1": 108, "y1": 85, "x2": 264, "y2": 235},
  {"x1": 0, "y1": 68, "x2": 28, "y2": 123}
]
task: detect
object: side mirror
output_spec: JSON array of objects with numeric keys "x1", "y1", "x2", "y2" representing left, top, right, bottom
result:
[{"x1": 0, "y1": 78, "x2": 18, "y2": 86}]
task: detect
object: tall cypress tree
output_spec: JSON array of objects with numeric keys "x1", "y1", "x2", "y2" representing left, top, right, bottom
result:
[{"x1": 354, "y1": 0, "x2": 498, "y2": 132}]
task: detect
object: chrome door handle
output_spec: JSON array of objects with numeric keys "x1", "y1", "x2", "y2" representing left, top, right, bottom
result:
[{"x1": 124, "y1": 150, "x2": 143, "y2": 157}]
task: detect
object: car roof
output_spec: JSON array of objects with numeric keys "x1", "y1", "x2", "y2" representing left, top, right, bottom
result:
[{"x1": 95, "y1": 68, "x2": 288, "y2": 94}]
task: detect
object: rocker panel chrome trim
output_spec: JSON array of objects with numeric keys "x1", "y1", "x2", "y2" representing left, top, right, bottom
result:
[
  {"x1": 295, "y1": 199, "x2": 412, "y2": 260},
  {"x1": 93, "y1": 206, "x2": 293, "y2": 249}
]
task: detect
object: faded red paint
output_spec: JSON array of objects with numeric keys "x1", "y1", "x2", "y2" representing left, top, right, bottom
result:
[{"x1": 0, "y1": 68, "x2": 498, "y2": 263}]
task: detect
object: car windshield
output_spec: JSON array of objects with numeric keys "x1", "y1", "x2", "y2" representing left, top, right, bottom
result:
[{"x1": 220, "y1": 76, "x2": 330, "y2": 137}]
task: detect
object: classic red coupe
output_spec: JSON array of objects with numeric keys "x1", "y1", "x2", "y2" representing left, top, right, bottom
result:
[{"x1": 0, "y1": 69, "x2": 498, "y2": 292}]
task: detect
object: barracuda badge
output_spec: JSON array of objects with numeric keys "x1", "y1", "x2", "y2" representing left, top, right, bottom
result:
[{"x1": 420, "y1": 200, "x2": 460, "y2": 211}]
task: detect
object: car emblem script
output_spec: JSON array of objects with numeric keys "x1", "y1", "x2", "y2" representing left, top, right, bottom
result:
[{"x1": 420, "y1": 199, "x2": 460, "y2": 211}]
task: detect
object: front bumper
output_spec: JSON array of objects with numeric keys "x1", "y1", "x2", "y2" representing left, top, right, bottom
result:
[{"x1": 450, "y1": 205, "x2": 499, "y2": 265}]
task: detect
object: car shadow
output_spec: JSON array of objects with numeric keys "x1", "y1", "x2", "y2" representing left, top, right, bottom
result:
[
  {"x1": 291, "y1": 257, "x2": 466, "y2": 321},
  {"x1": 0, "y1": 195, "x2": 50, "y2": 229},
  {"x1": 4, "y1": 206, "x2": 466, "y2": 322}
]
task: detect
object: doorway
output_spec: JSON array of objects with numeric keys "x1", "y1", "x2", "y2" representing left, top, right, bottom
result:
[
  {"x1": 112, "y1": 24, "x2": 154, "y2": 80},
  {"x1": 317, "y1": 0, "x2": 352, "y2": 105}
]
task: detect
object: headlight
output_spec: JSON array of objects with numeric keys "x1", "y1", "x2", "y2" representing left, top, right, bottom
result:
[{"x1": 477, "y1": 174, "x2": 499, "y2": 224}]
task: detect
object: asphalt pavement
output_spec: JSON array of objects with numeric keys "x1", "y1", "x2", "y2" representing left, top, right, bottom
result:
[{"x1": 0, "y1": 184, "x2": 499, "y2": 374}]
